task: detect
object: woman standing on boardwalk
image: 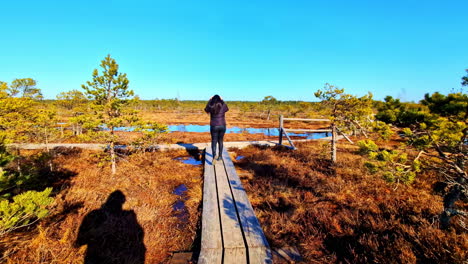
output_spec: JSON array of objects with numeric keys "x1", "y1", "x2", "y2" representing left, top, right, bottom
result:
[{"x1": 205, "y1": 95, "x2": 229, "y2": 162}]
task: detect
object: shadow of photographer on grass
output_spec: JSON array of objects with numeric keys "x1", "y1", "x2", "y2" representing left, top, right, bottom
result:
[{"x1": 75, "y1": 190, "x2": 146, "y2": 264}]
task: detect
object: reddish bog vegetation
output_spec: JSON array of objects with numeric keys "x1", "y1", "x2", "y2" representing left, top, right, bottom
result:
[
  {"x1": 232, "y1": 142, "x2": 467, "y2": 263},
  {"x1": 0, "y1": 149, "x2": 202, "y2": 264}
]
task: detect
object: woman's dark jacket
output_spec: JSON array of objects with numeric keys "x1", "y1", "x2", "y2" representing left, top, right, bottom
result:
[{"x1": 205, "y1": 103, "x2": 229, "y2": 126}]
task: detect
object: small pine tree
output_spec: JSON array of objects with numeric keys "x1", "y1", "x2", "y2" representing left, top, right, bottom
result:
[
  {"x1": 314, "y1": 83, "x2": 373, "y2": 136},
  {"x1": 56, "y1": 89, "x2": 87, "y2": 110},
  {"x1": 9, "y1": 78, "x2": 43, "y2": 99},
  {"x1": 82, "y1": 55, "x2": 138, "y2": 174},
  {"x1": 261, "y1": 96, "x2": 279, "y2": 120}
]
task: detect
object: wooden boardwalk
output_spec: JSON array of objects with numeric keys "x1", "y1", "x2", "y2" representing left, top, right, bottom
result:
[
  {"x1": 198, "y1": 146, "x2": 272, "y2": 264},
  {"x1": 10, "y1": 136, "x2": 339, "y2": 151},
  {"x1": 10, "y1": 141, "x2": 278, "y2": 151}
]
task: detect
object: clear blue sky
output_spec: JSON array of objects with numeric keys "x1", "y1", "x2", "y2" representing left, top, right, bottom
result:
[{"x1": 1, "y1": 0, "x2": 467, "y2": 102}]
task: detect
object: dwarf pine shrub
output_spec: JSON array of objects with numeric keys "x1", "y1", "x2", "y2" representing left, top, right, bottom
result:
[
  {"x1": 372, "y1": 121, "x2": 394, "y2": 140},
  {"x1": 357, "y1": 139, "x2": 379, "y2": 154},
  {"x1": 358, "y1": 140, "x2": 420, "y2": 185},
  {"x1": 0, "y1": 187, "x2": 53, "y2": 236}
]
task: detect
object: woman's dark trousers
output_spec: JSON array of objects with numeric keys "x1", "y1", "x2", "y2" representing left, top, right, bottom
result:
[{"x1": 210, "y1": 125, "x2": 226, "y2": 158}]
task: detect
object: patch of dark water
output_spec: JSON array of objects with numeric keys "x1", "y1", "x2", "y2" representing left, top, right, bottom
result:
[
  {"x1": 173, "y1": 184, "x2": 189, "y2": 224},
  {"x1": 175, "y1": 157, "x2": 202, "y2": 166},
  {"x1": 174, "y1": 184, "x2": 188, "y2": 195},
  {"x1": 236, "y1": 155, "x2": 245, "y2": 161},
  {"x1": 173, "y1": 200, "x2": 186, "y2": 212},
  {"x1": 113, "y1": 125, "x2": 330, "y2": 139},
  {"x1": 170, "y1": 125, "x2": 331, "y2": 139}
]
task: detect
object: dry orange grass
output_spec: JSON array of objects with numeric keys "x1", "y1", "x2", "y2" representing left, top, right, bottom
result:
[
  {"x1": 110, "y1": 131, "x2": 281, "y2": 146},
  {"x1": 139, "y1": 108, "x2": 328, "y2": 129},
  {"x1": 66, "y1": 123, "x2": 317, "y2": 145},
  {"x1": 57, "y1": 107, "x2": 330, "y2": 144},
  {"x1": 139, "y1": 108, "x2": 273, "y2": 127},
  {"x1": 1, "y1": 149, "x2": 202, "y2": 263},
  {"x1": 231, "y1": 141, "x2": 467, "y2": 263}
]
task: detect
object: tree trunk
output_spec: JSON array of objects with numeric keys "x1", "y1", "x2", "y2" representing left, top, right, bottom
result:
[
  {"x1": 352, "y1": 120, "x2": 368, "y2": 138},
  {"x1": 45, "y1": 127, "x2": 49, "y2": 152},
  {"x1": 16, "y1": 147, "x2": 22, "y2": 176},
  {"x1": 440, "y1": 181, "x2": 464, "y2": 229},
  {"x1": 110, "y1": 127, "x2": 116, "y2": 175},
  {"x1": 110, "y1": 140, "x2": 116, "y2": 175},
  {"x1": 331, "y1": 124, "x2": 337, "y2": 163},
  {"x1": 45, "y1": 127, "x2": 54, "y2": 172}
]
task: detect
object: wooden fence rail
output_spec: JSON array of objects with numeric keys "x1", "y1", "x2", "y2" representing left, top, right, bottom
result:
[
  {"x1": 282, "y1": 118, "x2": 330, "y2": 122},
  {"x1": 279, "y1": 115, "x2": 340, "y2": 163}
]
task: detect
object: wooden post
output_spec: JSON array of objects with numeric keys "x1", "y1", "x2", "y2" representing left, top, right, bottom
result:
[
  {"x1": 279, "y1": 115, "x2": 284, "y2": 145},
  {"x1": 336, "y1": 127, "x2": 354, "y2": 144},
  {"x1": 331, "y1": 124, "x2": 337, "y2": 163}
]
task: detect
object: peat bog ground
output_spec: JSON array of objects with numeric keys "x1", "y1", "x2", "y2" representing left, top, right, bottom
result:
[
  {"x1": 230, "y1": 141, "x2": 467, "y2": 263},
  {"x1": 1, "y1": 125, "x2": 467, "y2": 263},
  {"x1": 1, "y1": 148, "x2": 203, "y2": 263}
]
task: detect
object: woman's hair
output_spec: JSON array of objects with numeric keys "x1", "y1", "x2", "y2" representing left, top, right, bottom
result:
[{"x1": 206, "y1": 95, "x2": 225, "y2": 114}]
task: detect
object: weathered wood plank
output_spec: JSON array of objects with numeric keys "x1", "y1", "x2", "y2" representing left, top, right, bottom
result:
[
  {"x1": 335, "y1": 127, "x2": 354, "y2": 144},
  {"x1": 284, "y1": 128, "x2": 332, "y2": 133},
  {"x1": 198, "y1": 248, "x2": 223, "y2": 264},
  {"x1": 9, "y1": 143, "x2": 107, "y2": 150},
  {"x1": 282, "y1": 128, "x2": 296, "y2": 150},
  {"x1": 198, "y1": 147, "x2": 223, "y2": 264},
  {"x1": 10, "y1": 141, "x2": 279, "y2": 151},
  {"x1": 222, "y1": 148, "x2": 273, "y2": 263},
  {"x1": 215, "y1": 156, "x2": 247, "y2": 263},
  {"x1": 169, "y1": 252, "x2": 193, "y2": 264},
  {"x1": 200, "y1": 147, "x2": 273, "y2": 263},
  {"x1": 282, "y1": 118, "x2": 330, "y2": 122},
  {"x1": 274, "y1": 247, "x2": 302, "y2": 262},
  {"x1": 279, "y1": 115, "x2": 284, "y2": 145}
]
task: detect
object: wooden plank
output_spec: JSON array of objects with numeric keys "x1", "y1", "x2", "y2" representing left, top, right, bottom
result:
[
  {"x1": 222, "y1": 149, "x2": 273, "y2": 264},
  {"x1": 331, "y1": 124, "x2": 337, "y2": 163},
  {"x1": 336, "y1": 127, "x2": 354, "y2": 144},
  {"x1": 274, "y1": 247, "x2": 302, "y2": 262},
  {"x1": 284, "y1": 129, "x2": 332, "y2": 133},
  {"x1": 198, "y1": 147, "x2": 223, "y2": 264},
  {"x1": 215, "y1": 156, "x2": 247, "y2": 263},
  {"x1": 282, "y1": 128, "x2": 296, "y2": 150},
  {"x1": 9, "y1": 143, "x2": 106, "y2": 150},
  {"x1": 279, "y1": 115, "x2": 283, "y2": 145},
  {"x1": 282, "y1": 118, "x2": 330, "y2": 122},
  {"x1": 169, "y1": 252, "x2": 193, "y2": 264},
  {"x1": 10, "y1": 141, "x2": 279, "y2": 151},
  {"x1": 198, "y1": 249, "x2": 223, "y2": 264}
]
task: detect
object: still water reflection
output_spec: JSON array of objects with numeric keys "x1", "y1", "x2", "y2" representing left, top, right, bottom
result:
[
  {"x1": 113, "y1": 124, "x2": 330, "y2": 139},
  {"x1": 167, "y1": 125, "x2": 330, "y2": 139}
]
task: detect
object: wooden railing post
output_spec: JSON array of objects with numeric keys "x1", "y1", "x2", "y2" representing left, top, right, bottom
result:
[
  {"x1": 278, "y1": 116, "x2": 334, "y2": 152},
  {"x1": 279, "y1": 115, "x2": 284, "y2": 145},
  {"x1": 331, "y1": 124, "x2": 337, "y2": 163}
]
